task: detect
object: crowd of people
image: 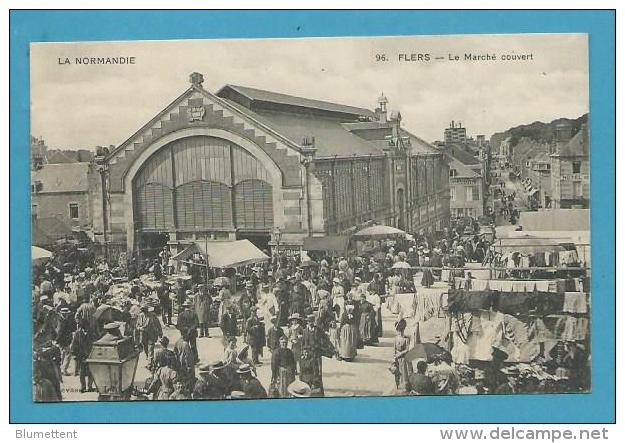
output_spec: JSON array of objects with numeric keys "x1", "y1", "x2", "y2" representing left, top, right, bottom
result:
[{"x1": 32, "y1": 215, "x2": 589, "y2": 401}]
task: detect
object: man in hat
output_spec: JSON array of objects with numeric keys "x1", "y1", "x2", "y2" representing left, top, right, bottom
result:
[
  {"x1": 152, "y1": 336, "x2": 177, "y2": 372},
  {"x1": 301, "y1": 274, "x2": 318, "y2": 309},
  {"x1": 135, "y1": 302, "x2": 163, "y2": 367},
  {"x1": 157, "y1": 283, "x2": 173, "y2": 327},
  {"x1": 176, "y1": 300, "x2": 199, "y2": 364},
  {"x1": 192, "y1": 361, "x2": 229, "y2": 400},
  {"x1": 287, "y1": 380, "x2": 312, "y2": 398},
  {"x1": 245, "y1": 307, "x2": 265, "y2": 365},
  {"x1": 174, "y1": 333, "x2": 195, "y2": 388},
  {"x1": 56, "y1": 306, "x2": 76, "y2": 376},
  {"x1": 299, "y1": 347, "x2": 323, "y2": 396},
  {"x1": 70, "y1": 318, "x2": 94, "y2": 393},
  {"x1": 220, "y1": 305, "x2": 238, "y2": 347},
  {"x1": 194, "y1": 284, "x2": 212, "y2": 338},
  {"x1": 266, "y1": 315, "x2": 285, "y2": 354},
  {"x1": 175, "y1": 278, "x2": 187, "y2": 313},
  {"x1": 301, "y1": 313, "x2": 329, "y2": 395},
  {"x1": 238, "y1": 282, "x2": 255, "y2": 334},
  {"x1": 237, "y1": 364, "x2": 267, "y2": 399}
]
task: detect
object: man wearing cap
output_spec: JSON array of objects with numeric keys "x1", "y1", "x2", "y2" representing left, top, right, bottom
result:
[
  {"x1": 245, "y1": 307, "x2": 265, "y2": 365},
  {"x1": 238, "y1": 364, "x2": 267, "y2": 399},
  {"x1": 193, "y1": 361, "x2": 229, "y2": 400},
  {"x1": 135, "y1": 303, "x2": 163, "y2": 367},
  {"x1": 176, "y1": 300, "x2": 199, "y2": 363}
]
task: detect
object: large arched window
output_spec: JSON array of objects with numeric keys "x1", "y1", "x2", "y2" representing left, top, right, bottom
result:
[{"x1": 133, "y1": 135, "x2": 274, "y2": 233}]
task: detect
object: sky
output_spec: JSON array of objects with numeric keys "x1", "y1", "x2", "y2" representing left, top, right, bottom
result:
[{"x1": 30, "y1": 34, "x2": 589, "y2": 150}]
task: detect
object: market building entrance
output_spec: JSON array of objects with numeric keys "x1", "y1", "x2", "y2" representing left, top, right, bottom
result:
[{"x1": 132, "y1": 135, "x2": 274, "y2": 252}]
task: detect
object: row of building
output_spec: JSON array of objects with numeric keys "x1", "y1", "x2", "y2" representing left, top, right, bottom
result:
[
  {"x1": 498, "y1": 121, "x2": 589, "y2": 210},
  {"x1": 32, "y1": 72, "x2": 459, "y2": 261}
]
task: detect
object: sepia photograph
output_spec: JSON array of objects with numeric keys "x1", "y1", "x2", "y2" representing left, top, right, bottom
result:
[{"x1": 29, "y1": 34, "x2": 591, "y2": 403}]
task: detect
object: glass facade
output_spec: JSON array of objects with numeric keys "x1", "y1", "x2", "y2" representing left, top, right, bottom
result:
[{"x1": 133, "y1": 135, "x2": 273, "y2": 233}]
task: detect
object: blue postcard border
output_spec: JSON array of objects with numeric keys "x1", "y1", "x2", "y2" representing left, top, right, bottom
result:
[{"x1": 9, "y1": 10, "x2": 616, "y2": 423}]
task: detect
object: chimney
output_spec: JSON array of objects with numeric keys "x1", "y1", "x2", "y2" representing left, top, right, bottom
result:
[{"x1": 389, "y1": 111, "x2": 401, "y2": 139}]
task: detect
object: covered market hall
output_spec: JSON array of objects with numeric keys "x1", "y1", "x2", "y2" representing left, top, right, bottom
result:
[{"x1": 93, "y1": 72, "x2": 451, "y2": 259}]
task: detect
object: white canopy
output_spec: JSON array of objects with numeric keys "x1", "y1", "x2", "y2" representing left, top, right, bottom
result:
[
  {"x1": 32, "y1": 246, "x2": 53, "y2": 264},
  {"x1": 353, "y1": 225, "x2": 406, "y2": 239},
  {"x1": 172, "y1": 239, "x2": 269, "y2": 268}
]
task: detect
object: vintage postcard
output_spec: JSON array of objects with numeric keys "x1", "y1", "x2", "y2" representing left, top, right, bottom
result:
[{"x1": 30, "y1": 34, "x2": 590, "y2": 403}]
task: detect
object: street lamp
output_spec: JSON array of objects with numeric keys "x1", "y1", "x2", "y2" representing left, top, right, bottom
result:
[
  {"x1": 272, "y1": 226, "x2": 282, "y2": 257},
  {"x1": 86, "y1": 334, "x2": 140, "y2": 401}
]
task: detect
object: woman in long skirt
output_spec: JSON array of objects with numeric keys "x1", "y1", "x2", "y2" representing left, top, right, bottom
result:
[
  {"x1": 271, "y1": 336, "x2": 296, "y2": 398},
  {"x1": 338, "y1": 305, "x2": 358, "y2": 361},
  {"x1": 420, "y1": 257, "x2": 435, "y2": 288},
  {"x1": 358, "y1": 294, "x2": 378, "y2": 345},
  {"x1": 394, "y1": 318, "x2": 412, "y2": 393}
]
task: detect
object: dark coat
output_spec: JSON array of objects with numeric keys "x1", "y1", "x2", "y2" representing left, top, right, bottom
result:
[
  {"x1": 242, "y1": 377, "x2": 268, "y2": 399},
  {"x1": 220, "y1": 312, "x2": 238, "y2": 337},
  {"x1": 266, "y1": 325, "x2": 285, "y2": 352},
  {"x1": 245, "y1": 316, "x2": 266, "y2": 349}
]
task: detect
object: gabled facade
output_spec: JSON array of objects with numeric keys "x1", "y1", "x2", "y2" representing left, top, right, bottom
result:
[
  {"x1": 550, "y1": 123, "x2": 590, "y2": 209},
  {"x1": 96, "y1": 73, "x2": 451, "y2": 257}
]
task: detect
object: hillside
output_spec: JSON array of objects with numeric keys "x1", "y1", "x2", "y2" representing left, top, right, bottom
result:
[{"x1": 490, "y1": 113, "x2": 588, "y2": 152}]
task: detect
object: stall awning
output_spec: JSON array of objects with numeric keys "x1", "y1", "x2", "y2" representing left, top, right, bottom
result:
[
  {"x1": 353, "y1": 224, "x2": 406, "y2": 239},
  {"x1": 172, "y1": 239, "x2": 269, "y2": 268},
  {"x1": 493, "y1": 235, "x2": 574, "y2": 254},
  {"x1": 303, "y1": 236, "x2": 350, "y2": 255}
]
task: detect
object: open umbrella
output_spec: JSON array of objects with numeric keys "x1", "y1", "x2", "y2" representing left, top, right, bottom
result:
[
  {"x1": 405, "y1": 343, "x2": 451, "y2": 364},
  {"x1": 32, "y1": 246, "x2": 53, "y2": 265},
  {"x1": 391, "y1": 261, "x2": 411, "y2": 269},
  {"x1": 94, "y1": 304, "x2": 124, "y2": 323},
  {"x1": 353, "y1": 225, "x2": 406, "y2": 240}
]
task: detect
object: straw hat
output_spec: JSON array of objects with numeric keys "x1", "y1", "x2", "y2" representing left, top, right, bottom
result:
[{"x1": 287, "y1": 380, "x2": 312, "y2": 398}]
